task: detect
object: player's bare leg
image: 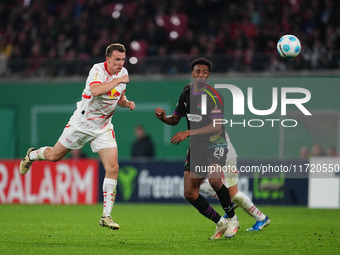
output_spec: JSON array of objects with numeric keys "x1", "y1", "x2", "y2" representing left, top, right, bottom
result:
[
  {"x1": 98, "y1": 147, "x2": 120, "y2": 230},
  {"x1": 200, "y1": 157, "x2": 271, "y2": 232},
  {"x1": 208, "y1": 169, "x2": 239, "y2": 238},
  {"x1": 183, "y1": 172, "x2": 228, "y2": 239},
  {"x1": 20, "y1": 141, "x2": 70, "y2": 175}
]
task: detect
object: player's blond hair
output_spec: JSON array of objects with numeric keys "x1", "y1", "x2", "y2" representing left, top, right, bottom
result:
[{"x1": 106, "y1": 43, "x2": 126, "y2": 57}]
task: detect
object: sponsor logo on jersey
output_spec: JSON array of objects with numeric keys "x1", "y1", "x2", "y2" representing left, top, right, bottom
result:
[
  {"x1": 93, "y1": 72, "x2": 99, "y2": 80},
  {"x1": 187, "y1": 114, "x2": 202, "y2": 122},
  {"x1": 211, "y1": 107, "x2": 222, "y2": 114},
  {"x1": 107, "y1": 89, "x2": 121, "y2": 99}
]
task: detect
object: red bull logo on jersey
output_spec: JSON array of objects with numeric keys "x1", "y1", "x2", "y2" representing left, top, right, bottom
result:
[{"x1": 107, "y1": 89, "x2": 121, "y2": 99}]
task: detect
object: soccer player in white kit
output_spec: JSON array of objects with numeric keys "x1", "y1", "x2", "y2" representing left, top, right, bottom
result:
[
  {"x1": 200, "y1": 132, "x2": 271, "y2": 231},
  {"x1": 19, "y1": 43, "x2": 135, "y2": 230}
]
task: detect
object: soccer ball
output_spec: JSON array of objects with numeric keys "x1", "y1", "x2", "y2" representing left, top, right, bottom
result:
[{"x1": 277, "y1": 35, "x2": 301, "y2": 58}]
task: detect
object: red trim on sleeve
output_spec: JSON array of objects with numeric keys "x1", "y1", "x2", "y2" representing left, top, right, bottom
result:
[
  {"x1": 82, "y1": 94, "x2": 91, "y2": 99},
  {"x1": 89, "y1": 81, "x2": 102, "y2": 86},
  {"x1": 104, "y1": 61, "x2": 112, "y2": 76}
]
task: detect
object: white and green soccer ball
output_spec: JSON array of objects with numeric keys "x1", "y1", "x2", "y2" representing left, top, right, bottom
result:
[{"x1": 277, "y1": 34, "x2": 301, "y2": 58}]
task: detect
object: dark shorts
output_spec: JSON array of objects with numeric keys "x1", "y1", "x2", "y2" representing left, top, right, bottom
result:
[{"x1": 184, "y1": 141, "x2": 228, "y2": 178}]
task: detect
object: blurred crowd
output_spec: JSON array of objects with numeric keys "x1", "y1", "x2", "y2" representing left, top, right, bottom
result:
[
  {"x1": 0, "y1": 0, "x2": 340, "y2": 76},
  {"x1": 300, "y1": 144, "x2": 338, "y2": 159}
]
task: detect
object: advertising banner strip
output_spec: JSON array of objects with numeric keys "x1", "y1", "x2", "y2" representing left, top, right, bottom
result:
[{"x1": 0, "y1": 160, "x2": 99, "y2": 204}]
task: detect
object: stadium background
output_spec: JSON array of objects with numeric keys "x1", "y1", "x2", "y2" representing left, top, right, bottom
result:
[
  {"x1": 1, "y1": 0, "x2": 340, "y2": 205},
  {"x1": 1, "y1": 78, "x2": 340, "y2": 160},
  {"x1": 1, "y1": 0, "x2": 340, "y2": 159},
  {"x1": 0, "y1": 2, "x2": 340, "y2": 253}
]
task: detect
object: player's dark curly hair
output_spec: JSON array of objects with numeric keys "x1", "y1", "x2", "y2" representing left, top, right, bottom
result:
[{"x1": 190, "y1": 58, "x2": 212, "y2": 72}]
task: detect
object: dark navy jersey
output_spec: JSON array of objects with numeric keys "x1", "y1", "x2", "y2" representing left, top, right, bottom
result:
[{"x1": 174, "y1": 84, "x2": 226, "y2": 144}]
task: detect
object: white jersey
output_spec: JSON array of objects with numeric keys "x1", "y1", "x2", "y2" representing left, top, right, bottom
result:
[{"x1": 68, "y1": 62, "x2": 128, "y2": 134}]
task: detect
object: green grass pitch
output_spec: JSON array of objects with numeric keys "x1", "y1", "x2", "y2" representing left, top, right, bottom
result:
[{"x1": 0, "y1": 204, "x2": 339, "y2": 255}]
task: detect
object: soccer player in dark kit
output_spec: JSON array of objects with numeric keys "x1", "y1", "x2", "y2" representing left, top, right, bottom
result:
[{"x1": 155, "y1": 58, "x2": 239, "y2": 239}]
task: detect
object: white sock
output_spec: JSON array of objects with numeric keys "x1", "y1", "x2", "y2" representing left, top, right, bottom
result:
[
  {"x1": 232, "y1": 191, "x2": 266, "y2": 221},
  {"x1": 102, "y1": 178, "x2": 117, "y2": 217},
  {"x1": 29, "y1": 147, "x2": 50, "y2": 160}
]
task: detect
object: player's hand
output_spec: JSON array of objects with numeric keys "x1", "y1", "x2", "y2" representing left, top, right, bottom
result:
[
  {"x1": 128, "y1": 101, "x2": 135, "y2": 111},
  {"x1": 155, "y1": 107, "x2": 166, "y2": 120},
  {"x1": 171, "y1": 131, "x2": 190, "y2": 145},
  {"x1": 120, "y1": 75, "x2": 129, "y2": 84}
]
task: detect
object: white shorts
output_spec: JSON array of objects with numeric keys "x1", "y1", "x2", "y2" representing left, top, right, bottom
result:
[
  {"x1": 58, "y1": 123, "x2": 117, "y2": 153},
  {"x1": 222, "y1": 157, "x2": 238, "y2": 188}
]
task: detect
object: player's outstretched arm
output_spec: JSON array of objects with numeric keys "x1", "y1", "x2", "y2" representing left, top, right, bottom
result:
[
  {"x1": 155, "y1": 107, "x2": 181, "y2": 126},
  {"x1": 91, "y1": 75, "x2": 129, "y2": 97},
  {"x1": 171, "y1": 131, "x2": 190, "y2": 145},
  {"x1": 171, "y1": 118, "x2": 222, "y2": 145},
  {"x1": 190, "y1": 118, "x2": 222, "y2": 136}
]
